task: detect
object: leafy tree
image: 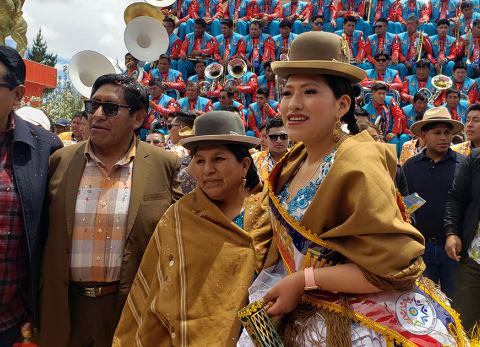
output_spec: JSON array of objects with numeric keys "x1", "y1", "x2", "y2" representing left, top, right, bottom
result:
[
  {"x1": 27, "y1": 28, "x2": 58, "y2": 67},
  {"x1": 41, "y1": 66, "x2": 83, "y2": 121}
]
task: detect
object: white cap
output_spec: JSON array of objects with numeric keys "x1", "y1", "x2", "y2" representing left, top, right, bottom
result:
[{"x1": 16, "y1": 106, "x2": 51, "y2": 131}]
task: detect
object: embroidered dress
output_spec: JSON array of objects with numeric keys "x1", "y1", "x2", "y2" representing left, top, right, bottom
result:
[{"x1": 238, "y1": 133, "x2": 468, "y2": 347}]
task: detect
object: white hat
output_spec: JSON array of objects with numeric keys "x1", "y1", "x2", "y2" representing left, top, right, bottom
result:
[{"x1": 16, "y1": 106, "x2": 51, "y2": 131}]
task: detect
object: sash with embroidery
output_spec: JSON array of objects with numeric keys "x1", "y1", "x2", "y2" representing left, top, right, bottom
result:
[{"x1": 267, "y1": 153, "x2": 468, "y2": 347}]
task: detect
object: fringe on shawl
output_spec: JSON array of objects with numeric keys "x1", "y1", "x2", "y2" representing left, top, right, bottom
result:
[{"x1": 279, "y1": 297, "x2": 353, "y2": 347}]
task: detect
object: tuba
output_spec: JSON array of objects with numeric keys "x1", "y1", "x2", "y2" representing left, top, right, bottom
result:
[
  {"x1": 202, "y1": 63, "x2": 224, "y2": 94},
  {"x1": 124, "y1": 2, "x2": 165, "y2": 25},
  {"x1": 124, "y1": 16, "x2": 169, "y2": 62},
  {"x1": 227, "y1": 58, "x2": 248, "y2": 79},
  {"x1": 68, "y1": 50, "x2": 116, "y2": 98},
  {"x1": 430, "y1": 74, "x2": 453, "y2": 103}
]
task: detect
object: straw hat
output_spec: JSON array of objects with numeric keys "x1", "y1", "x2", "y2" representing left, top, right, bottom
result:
[
  {"x1": 179, "y1": 111, "x2": 260, "y2": 150},
  {"x1": 410, "y1": 106, "x2": 464, "y2": 137},
  {"x1": 271, "y1": 31, "x2": 367, "y2": 83}
]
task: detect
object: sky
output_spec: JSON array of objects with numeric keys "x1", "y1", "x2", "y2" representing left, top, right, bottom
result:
[{"x1": 7, "y1": 0, "x2": 136, "y2": 72}]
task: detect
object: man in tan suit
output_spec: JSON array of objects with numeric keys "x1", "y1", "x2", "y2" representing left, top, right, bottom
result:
[{"x1": 39, "y1": 74, "x2": 182, "y2": 347}]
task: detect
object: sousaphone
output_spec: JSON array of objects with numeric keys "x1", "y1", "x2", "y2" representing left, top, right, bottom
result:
[
  {"x1": 124, "y1": 16, "x2": 169, "y2": 62},
  {"x1": 68, "y1": 50, "x2": 115, "y2": 98},
  {"x1": 124, "y1": 2, "x2": 165, "y2": 25}
]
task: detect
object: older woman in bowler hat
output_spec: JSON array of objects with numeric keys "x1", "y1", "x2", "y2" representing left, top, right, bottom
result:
[{"x1": 113, "y1": 111, "x2": 276, "y2": 346}]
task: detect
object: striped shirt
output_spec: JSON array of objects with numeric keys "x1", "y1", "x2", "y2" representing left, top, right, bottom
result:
[{"x1": 70, "y1": 141, "x2": 135, "y2": 283}]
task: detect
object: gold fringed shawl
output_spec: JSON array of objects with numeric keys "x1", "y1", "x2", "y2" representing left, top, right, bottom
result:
[
  {"x1": 112, "y1": 185, "x2": 275, "y2": 347},
  {"x1": 269, "y1": 131, "x2": 425, "y2": 290}
]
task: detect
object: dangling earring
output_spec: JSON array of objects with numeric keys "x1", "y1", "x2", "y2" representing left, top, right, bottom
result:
[
  {"x1": 242, "y1": 177, "x2": 247, "y2": 189},
  {"x1": 333, "y1": 120, "x2": 342, "y2": 142}
]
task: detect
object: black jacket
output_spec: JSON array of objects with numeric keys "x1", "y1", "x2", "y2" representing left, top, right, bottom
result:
[
  {"x1": 444, "y1": 148, "x2": 480, "y2": 258},
  {"x1": 11, "y1": 114, "x2": 63, "y2": 326}
]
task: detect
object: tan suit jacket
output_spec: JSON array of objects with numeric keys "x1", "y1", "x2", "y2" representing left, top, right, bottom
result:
[{"x1": 39, "y1": 140, "x2": 182, "y2": 347}]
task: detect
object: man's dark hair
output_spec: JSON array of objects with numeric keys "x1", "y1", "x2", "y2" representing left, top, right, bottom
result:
[
  {"x1": 446, "y1": 88, "x2": 461, "y2": 98},
  {"x1": 221, "y1": 19, "x2": 234, "y2": 28},
  {"x1": 159, "y1": 53, "x2": 171, "y2": 62},
  {"x1": 149, "y1": 77, "x2": 164, "y2": 88},
  {"x1": 413, "y1": 91, "x2": 428, "y2": 103},
  {"x1": 250, "y1": 20, "x2": 263, "y2": 29},
  {"x1": 406, "y1": 14, "x2": 418, "y2": 23},
  {"x1": 0, "y1": 45, "x2": 26, "y2": 88},
  {"x1": 376, "y1": 18, "x2": 388, "y2": 25},
  {"x1": 195, "y1": 18, "x2": 207, "y2": 28},
  {"x1": 266, "y1": 117, "x2": 284, "y2": 133},
  {"x1": 437, "y1": 18, "x2": 450, "y2": 26},
  {"x1": 256, "y1": 86, "x2": 269, "y2": 97},
  {"x1": 172, "y1": 111, "x2": 196, "y2": 128},
  {"x1": 371, "y1": 81, "x2": 389, "y2": 92},
  {"x1": 280, "y1": 19, "x2": 293, "y2": 28},
  {"x1": 91, "y1": 74, "x2": 149, "y2": 113},
  {"x1": 453, "y1": 61, "x2": 468, "y2": 72},
  {"x1": 194, "y1": 60, "x2": 206, "y2": 67},
  {"x1": 374, "y1": 50, "x2": 390, "y2": 60},
  {"x1": 186, "y1": 81, "x2": 199, "y2": 90},
  {"x1": 125, "y1": 52, "x2": 138, "y2": 62},
  {"x1": 263, "y1": 61, "x2": 272, "y2": 70},
  {"x1": 163, "y1": 17, "x2": 175, "y2": 26},
  {"x1": 220, "y1": 87, "x2": 235, "y2": 98},
  {"x1": 220, "y1": 105, "x2": 241, "y2": 113},
  {"x1": 421, "y1": 121, "x2": 453, "y2": 132},
  {"x1": 461, "y1": 0, "x2": 473, "y2": 10},
  {"x1": 416, "y1": 58, "x2": 430, "y2": 69},
  {"x1": 344, "y1": 15, "x2": 357, "y2": 24},
  {"x1": 467, "y1": 102, "x2": 480, "y2": 116},
  {"x1": 312, "y1": 15, "x2": 324, "y2": 22},
  {"x1": 72, "y1": 111, "x2": 84, "y2": 120}
]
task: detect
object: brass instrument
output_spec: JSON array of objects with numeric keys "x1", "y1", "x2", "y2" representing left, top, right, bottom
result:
[
  {"x1": 416, "y1": 31, "x2": 424, "y2": 62},
  {"x1": 466, "y1": 26, "x2": 472, "y2": 64},
  {"x1": 198, "y1": 81, "x2": 211, "y2": 96},
  {"x1": 124, "y1": 2, "x2": 165, "y2": 25},
  {"x1": 228, "y1": 58, "x2": 248, "y2": 79},
  {"x1": 429, "y1": 74, "x2": 453, "y2": 103},
  {"x1": 203, "y1": 63, "x2": 224, "y2": 93}
]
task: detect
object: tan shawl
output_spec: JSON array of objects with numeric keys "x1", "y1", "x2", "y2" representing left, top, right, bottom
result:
[
  {"x1": 270, "y1": 131, "x2": 425, "y2": 290},
  {"x1": 112, "y1": 185, "x2": 276, "y2": 347}
]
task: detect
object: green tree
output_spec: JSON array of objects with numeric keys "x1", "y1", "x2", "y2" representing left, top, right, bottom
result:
[
  {"x1": 42, "y1": 65, "x2": 83, "y2": 121},
  {"x1": 27, "y1": 28, "x2": 58, "y2": 67}
]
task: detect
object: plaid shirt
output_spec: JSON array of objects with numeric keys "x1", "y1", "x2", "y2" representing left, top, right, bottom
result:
[
  {"x1": 70, "y1": 141, "x2": 135, "y2": 283},
  {"x1": 0, "y1": 115, "x2": 28, "y2": 331}
]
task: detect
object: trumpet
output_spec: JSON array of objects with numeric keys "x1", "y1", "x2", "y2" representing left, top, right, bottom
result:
[
  {"x1": 416, "y1": 31, "x2": 424, "y2": 62},
  {"x1": 466, "y1": 26, "x2": 472, "y2": 64}
]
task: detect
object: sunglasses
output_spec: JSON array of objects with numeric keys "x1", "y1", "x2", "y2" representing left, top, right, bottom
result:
[
  {"x1": 84, "y1": 100, "x2": 132, "y2": 117},
  {"x1": 268, "y1": 134, "x2": 288, "y2": 141},
  {"x1": 146, "y1": 140, "x2": 164, "y2": 144},
  {"x1": 375, "y1": 58, "x2": 388, "y2": 62},
  {"x1": 313, "y1": 21, "x2": 324, "y2": 25},
  {"x1": 0, "y1": 82, "x2": 13, "y2": 89},
  {"x1": 374, "y1": 25, "x2": 386, "y2": 28}
]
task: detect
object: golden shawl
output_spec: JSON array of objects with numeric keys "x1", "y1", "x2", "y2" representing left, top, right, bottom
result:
[
  {"x1": 112, "y1": 185, "x2": 276, "y2": 347},
  {"x1": 270, "y1": 131, "x2": 425, "y2": 290}
]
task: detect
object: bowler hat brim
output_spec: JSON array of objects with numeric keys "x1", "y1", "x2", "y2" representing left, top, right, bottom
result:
[
  {"x1": 271, "y1": 60, "x2": 367, "y2": 84},
  {"x1": 179, "y1": 134, "x2": 260, "y2": 150}
]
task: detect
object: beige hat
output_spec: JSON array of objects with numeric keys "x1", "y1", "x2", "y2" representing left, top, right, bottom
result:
[
  {"x1": 179, "y1": 111, "x2": 260, "y2": 150},
  {"x1": 410, "y1": 106, "x2": 464, "y2": 137},
  {"x1": 271, "y1": 31, "x2": 367, "y2": 83}
]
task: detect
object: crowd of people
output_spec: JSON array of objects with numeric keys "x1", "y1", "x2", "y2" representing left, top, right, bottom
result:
[{"x1": 2, "y1": 0, "x2": 480, "y2": 346}]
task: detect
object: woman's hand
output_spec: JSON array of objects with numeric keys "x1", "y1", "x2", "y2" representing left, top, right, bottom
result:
[{"x1": 263, "y1": 271, "x2": 305, "y2": 317}]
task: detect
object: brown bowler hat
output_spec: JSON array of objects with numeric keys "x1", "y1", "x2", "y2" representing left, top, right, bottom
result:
[
  {"x1": 271, "y1": 31, "x2": 367, "y2": 84},
  {"x1": 179, "y1": 111, "x2": 260, "y2": 150}
]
